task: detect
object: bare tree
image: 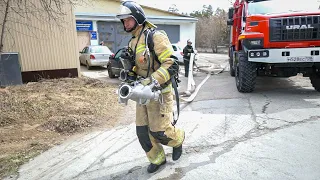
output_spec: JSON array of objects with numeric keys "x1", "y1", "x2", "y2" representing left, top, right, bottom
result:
[
  {"x1": 208, "y1": 8, "x2": 228, "y2": 53},
  {"x1": 193, "y1": 7, "x2": 228, "y2": 53},
  {"x1": 0, "y1": 0, "x2": 92, "y2": 53},
  {"x1": 168, "y1": 4, "x2": 179, "y2": 13}
]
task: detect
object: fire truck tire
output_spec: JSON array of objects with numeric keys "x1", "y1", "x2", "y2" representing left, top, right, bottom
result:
[
  {"x1": 310, "y1": 74, "x2": 320, "y2": 92},
  {"x1": 235, "y1": 51, "x2": 256, "y2": 93},
  {"x1": 229, "y1": 48, "x2": 235, "y2": 77}
]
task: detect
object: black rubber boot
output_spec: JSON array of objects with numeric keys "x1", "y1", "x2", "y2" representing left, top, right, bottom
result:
[
  {"x1": 147, "y1": 159, "x2": 166, "y2": 173},
  {"x1": 172, "y1": 144, "x2": 182, "y2": 161}
]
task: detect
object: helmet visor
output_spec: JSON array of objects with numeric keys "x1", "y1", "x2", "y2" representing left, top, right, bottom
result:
[
  {"x1": 116, "y1": 14, "x2": 133, "y2": 20},
  {"x1": 116, "y1": 5, "x2": 133, "y2": 20}
]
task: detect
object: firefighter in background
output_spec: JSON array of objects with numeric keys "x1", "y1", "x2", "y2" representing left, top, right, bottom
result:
[
  {"x1": 116, "y1": 1, "x2": 185, "y2": 173},
  {"x1": 183, "y1": 39, "x2": 194, "y2": 77}
]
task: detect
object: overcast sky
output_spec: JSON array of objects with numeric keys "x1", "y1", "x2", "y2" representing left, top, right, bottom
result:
[
  {"x1": 135, "y1": 0, "x2": 320, "y2": 14},
  {"x1": 135, "y1": 0, "x2": 233, "y2": 13}
]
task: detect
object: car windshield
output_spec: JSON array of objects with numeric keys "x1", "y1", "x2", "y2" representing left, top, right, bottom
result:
[
  {"x1": 115, "y1": 49, "x2": 124, "y2": 59},
  {"x1": 172, "y1": 45, "x2": 181, "y2": 51},
  {"x1": 172, "y1": 45, "x2": 178, "y2": 51},
  {"x1": 248, "y1": 0, "x2": 320, "y2": 15},
  {"x1": 90, "y1": 46, "x2": 112, "y2": 54}
]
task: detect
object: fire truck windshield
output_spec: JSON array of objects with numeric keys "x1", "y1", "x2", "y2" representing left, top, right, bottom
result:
[{"x1": 248, "y1": 0, "x2": 320, "y2": 15}]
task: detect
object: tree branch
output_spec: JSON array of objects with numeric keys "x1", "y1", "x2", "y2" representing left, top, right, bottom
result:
[
  {"x1": 1, "y1": 0, "x2": 95, "y2": 53},
  {"x1": 0, "y1": 0, "x2": 10, "y2": 52}
]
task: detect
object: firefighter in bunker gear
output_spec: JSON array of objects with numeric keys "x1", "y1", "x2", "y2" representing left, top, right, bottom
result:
[
  {"x1": 116, "y1": 1, "x2": 185, "y2": 173},
  {"x1": 183, "y1": 39, "x2": 194, "y2": 77}
]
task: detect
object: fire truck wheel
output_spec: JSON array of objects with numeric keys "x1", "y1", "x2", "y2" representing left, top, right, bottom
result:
[
  {"x1": 229, "y1": 48, "x2": 235, "y2": 77},
  {"x1": 235, "y1": 51, "x2": 256, "y2": 93},
  {"x1": 310, "y1": 73, "x2": 320, "y2": 92}
]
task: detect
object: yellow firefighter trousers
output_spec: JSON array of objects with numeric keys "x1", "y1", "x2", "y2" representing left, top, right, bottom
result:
[{"x1": 136, "y1": 92, "x2": 185, "y2": 165}]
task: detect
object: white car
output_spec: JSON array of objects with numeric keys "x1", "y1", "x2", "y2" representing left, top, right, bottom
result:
[
  {"x1": 79, "y1": 45, "x2": 113, "y2": 70},
  {"x1": 172, "y1": 43, "x2": 184, "y2": 64},
  {"x1": 172, "y1": 43, "x2": 198, "y2": 65}
]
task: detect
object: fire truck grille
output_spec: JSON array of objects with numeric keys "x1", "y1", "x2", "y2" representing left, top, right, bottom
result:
[{"x1": 269, "y1": 15, "x2": 320, "y2": 42}]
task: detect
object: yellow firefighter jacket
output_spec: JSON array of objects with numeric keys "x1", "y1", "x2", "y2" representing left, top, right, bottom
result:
[{"x1": 129, "y1": 25, "x2": 174, "y2": 93}]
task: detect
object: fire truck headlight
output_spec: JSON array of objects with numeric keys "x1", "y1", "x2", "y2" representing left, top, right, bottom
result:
[
  {"x1": 249, "y1": 50, "x2": 269, "y2": 58},
  {"x1": 249, "y1": 39, "x2": 262, "y2": 46},
  {"x1": 243, "y1": 38, "x2": 264, "y2": 49}
]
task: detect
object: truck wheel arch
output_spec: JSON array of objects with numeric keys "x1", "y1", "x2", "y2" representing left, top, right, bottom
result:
[{"x1": 236, "y1": 40, "x2": 243, "y2": 52}]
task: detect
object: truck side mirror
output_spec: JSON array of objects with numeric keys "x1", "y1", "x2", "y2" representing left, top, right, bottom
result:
[
  {"x1": 227, "y1": 19, "x2": 233, "y2": 25},
  {"x1": 228, "y1": 7, "x2": 234, "y2": 20}
]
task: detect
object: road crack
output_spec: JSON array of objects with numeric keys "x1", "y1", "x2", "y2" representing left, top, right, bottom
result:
[
  {"x1": 160, "y1": 115, "x2": 320, "y2": 180},
  {"x1": 262, "y1": 95, "x2": 272, "y2": 114}
]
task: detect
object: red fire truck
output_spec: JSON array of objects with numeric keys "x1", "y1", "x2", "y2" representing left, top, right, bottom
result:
[{"x1": 227, "y1": 0, "x2": 320, "y2": 92}]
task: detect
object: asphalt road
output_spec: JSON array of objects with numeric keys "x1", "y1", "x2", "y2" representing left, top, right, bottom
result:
[{"x1": 16, "y1": 53, "x2": 320, "y2": 180}]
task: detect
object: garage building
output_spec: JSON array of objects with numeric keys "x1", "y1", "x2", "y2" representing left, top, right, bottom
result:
[{"x1": 75, "y1": 0, "x2": 198, "y2": 53}]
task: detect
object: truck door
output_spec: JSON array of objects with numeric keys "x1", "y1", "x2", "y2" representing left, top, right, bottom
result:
[{"x1": 241, "y1": 3, "x2": 247, "y2": 34}]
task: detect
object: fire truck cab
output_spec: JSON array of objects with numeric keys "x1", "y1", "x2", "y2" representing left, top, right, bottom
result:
[{"x1": 227, "y1": 0, "x2": 320, "y2": 92}]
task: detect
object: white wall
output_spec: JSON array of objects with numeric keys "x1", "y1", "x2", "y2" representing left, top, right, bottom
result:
[
  {"x1": 90, "y1": 20, "x2": 98, "y2": 45},
  {"x1": 179, "y1": 22, "x2": 196, "y2": 49},
  {"x1": 77, "y1": 18, "x2": 197, "y2": 49},
  {"x1": 149, "y1": 20, "x2": 196, "y2": 47}
]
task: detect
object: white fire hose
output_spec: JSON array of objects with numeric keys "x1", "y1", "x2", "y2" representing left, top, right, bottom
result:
[{"x1": 180, "y1": 53, "x2": 227, "y2": 104}]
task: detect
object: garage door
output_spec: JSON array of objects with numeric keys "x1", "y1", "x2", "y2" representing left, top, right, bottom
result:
[
  {"x1": 155, "y1": 25, "x2": 180, "y2": 44},
  {"x1": 97, "y1": 22, "x2": 180, "y2": 52},
  {"x1": 97, "y1": 21, "x2": 131, "y2": 52},
  {"x1": 77, "y1": 32, "x2": 90, "y2": 51}
]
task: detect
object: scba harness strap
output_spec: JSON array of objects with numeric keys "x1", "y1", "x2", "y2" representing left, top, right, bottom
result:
[{"x1": 143, "y1": 28, "x2": 181, "y2": 126}]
